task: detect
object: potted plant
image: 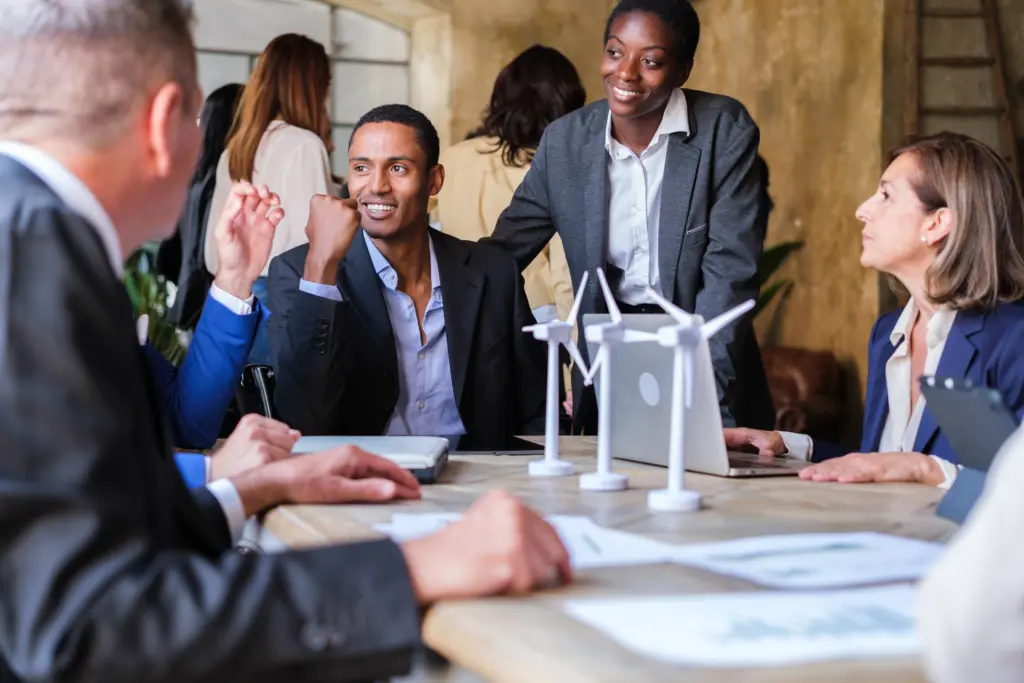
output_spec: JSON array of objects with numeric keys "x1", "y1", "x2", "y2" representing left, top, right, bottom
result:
[{"x1": 124, "y1": 245, "x2": 188, "y2": 366}]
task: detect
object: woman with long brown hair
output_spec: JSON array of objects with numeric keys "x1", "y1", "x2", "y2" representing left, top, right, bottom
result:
[
  {"x1": 204, "y1": 33, "x2": 335, "y2": 364},
  {"x1": 726, "y1": 131, "x2": 1024, "y2": 488}
]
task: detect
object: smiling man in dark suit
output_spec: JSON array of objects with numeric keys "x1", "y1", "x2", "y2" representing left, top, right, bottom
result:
[{"x1": 268, "y1": 105, "x2": 546, "y2": 451}]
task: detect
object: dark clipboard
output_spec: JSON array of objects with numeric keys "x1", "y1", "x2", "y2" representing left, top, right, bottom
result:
[{"x1": 919, "y1": 376, "x2": 1019, "y2": 524}]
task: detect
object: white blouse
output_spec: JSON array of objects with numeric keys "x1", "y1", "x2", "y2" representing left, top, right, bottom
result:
[
  {"x1": 781, "y1": 299, "x2": 961, "y2": 488},
  {"x1": 204, "y1": 120, "x2": 337, "y2": 277}
]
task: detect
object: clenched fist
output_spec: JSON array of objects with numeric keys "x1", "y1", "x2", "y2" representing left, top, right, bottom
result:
[{"x1": 302, "y1": 194, "x2": 361, "y2": 285}]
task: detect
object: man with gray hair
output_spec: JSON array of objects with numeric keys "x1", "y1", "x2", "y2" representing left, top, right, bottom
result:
[{"x1": 0, "y1": 2, "x2": 571, "y2": 681}]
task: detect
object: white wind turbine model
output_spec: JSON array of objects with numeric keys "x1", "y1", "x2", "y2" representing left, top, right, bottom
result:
[
  {"x1": 522, "y1": 271, "x2": 591, "y2": 476},
  {"x1": 578, "y1": 268, "x2": 655, "y2": 491},
  {"x1": 639, "y1": 288, "x2": 756, "y2": 511}
]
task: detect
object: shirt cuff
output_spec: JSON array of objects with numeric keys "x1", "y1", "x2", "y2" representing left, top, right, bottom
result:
[
  {"x1": 209, "y1": 282, "x2": 255, "y2": 315},
  {"x1": 930, "y1": 455, "x2": 962, "y2": 489},
  {"x1": 778, "y1": 431, "x2": 814, "y2": 461},
  {"x1": 299, "y1": 279, "x2": 344, "y2": 302},
  {"x1": 206, "y1": 479, "x2": 247, "y2": 544},
  {"x1": 204, "y1": 455, "x2": 211, "y2": 484}
]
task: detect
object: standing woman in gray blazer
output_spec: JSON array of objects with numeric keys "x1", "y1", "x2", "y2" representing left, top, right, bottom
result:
[{"x1": 488, "y1": 0, "x2": 774, "y2": 435}]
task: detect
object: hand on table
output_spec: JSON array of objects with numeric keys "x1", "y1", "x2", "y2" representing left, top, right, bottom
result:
[
  {"x1": 209, "y1": 414, "x2": 299, "y2": 481},
  {"x1": 400, "y1": 490, "x2": 572, "y2": 605},
  {"x1": 231, "y1": 444, "x2": 422, "y2": 516},
  {"x1": 798, "y1": 452, "x2": 945, "y2": 486}
]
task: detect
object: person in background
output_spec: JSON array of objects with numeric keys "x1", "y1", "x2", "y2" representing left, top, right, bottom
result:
[
  {"x1": 435, "y1": 44, "x2": 584, "y2": 325},
  {"x1": 918, "y1": 421, "x2": 1024, "y2": 683},
  {"x1": 0, "y1": 2, "x2": 570, "y2": 680},
  {"x1": 159, "y1": 82, "x2": 244, "y2": 328},
  {"x1": 486, "y1": 0, "x2": 775, "y2": 436},
  {"x1": 725, "y1": 132, "x2": 1024, "y2": 488},
  {"x1": 205, "y1": 33, "x2": 338, "y2": 365}
]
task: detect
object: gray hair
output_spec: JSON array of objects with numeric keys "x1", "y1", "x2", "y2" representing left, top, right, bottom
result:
[{"x1": 0, "y1": 0, "x2": 196, "y2": 147}]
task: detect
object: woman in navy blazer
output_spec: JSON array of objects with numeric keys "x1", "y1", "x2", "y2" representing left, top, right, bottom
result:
[{"x1": 726, "y1": 131, "x2": 1024, "y2": 487}]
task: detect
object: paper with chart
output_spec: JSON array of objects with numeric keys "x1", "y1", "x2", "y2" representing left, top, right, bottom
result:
[
  {"x1": 562, "y1": 584, "x2": 920, "y2": 668},
  {"x1": 671, "y1": 532, "x2": 943, "y2": 589},
  {"x1": 375, "y1": 513, "x2": 680, "y2": 569}
]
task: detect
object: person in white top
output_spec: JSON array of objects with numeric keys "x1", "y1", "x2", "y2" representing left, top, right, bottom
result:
[
  {"x1": 204, "y1": 33, "x2": 338, "y2": 364},
  {"x1": 918, "y1": 421, "x2": 1024, "y2": 683},
  {"x1": 724, "y1": 132, "x2": 1024, "y2": 488}
]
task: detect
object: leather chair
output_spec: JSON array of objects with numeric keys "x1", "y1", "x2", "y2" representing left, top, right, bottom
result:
[{"x1": 761, "y1": 347, "x2": 847, "y2": 442}]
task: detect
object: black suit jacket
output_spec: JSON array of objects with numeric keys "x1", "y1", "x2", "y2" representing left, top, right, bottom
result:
[
  {"x1": 267, "y1": 228, "x2": 546, "y2": 450},
  {"x1": 487, "y1": 90, "x2": 776, "y2": 433},
  {"x1": 0, "y1": 155, "x2": 420, "y2": 683}
]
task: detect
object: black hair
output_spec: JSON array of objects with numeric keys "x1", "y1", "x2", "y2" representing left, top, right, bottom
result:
[
  {"x1": 349, "y1": 104, "x2": 440, "y2": 168},
  {"x1": 467, "y1": 45, "x2": 586, "y2": 167},
  {"x1": 605, "y1": 0, "x2": 701, "y2": 70},
  {"x1": 193, "y1": 83, "x2": 243, "y2": 183}
]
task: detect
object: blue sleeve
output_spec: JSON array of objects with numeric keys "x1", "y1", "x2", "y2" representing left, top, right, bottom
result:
[
  {"x1": 173, "y1": 451, "x2": 208, "y2": 488},
  {"x1": 145, "y1": 291, "x2": 263, "y2": 449}
]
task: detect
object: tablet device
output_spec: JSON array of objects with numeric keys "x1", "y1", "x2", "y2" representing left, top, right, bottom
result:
[
  {"x1": 291, "y1": 435, "x2": 449, "y2": 484},
  {"x1": 919, "y1": 376, "x2": 1019, "y2": 524},
  {"x1": 452, "y1": 435, "x2": 545, "y2": 455}
]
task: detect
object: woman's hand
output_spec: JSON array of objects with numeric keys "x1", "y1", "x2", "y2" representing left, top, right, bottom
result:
[
  {"x1": 798, "y1": 452, "x2": 946, "y2": 486},
  {"x1": 723, "y1": 428, "x2": 787, "y2": 457}
]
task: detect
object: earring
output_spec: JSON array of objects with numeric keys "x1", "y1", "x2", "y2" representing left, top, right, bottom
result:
[{"x1": 920, "y1": 235, "x2": 928, "y2": 244}]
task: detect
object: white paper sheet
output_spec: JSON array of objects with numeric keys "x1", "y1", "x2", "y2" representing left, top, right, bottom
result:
[
  {"x1": 671, "y1": 532, "x2": 943, "y2": 589},
  {"x1": 562, "y1": 585, "x2": 920, "y2": 668},
  {"x1": 375, "y1": 513, "x2": 679, "y2": 569}
]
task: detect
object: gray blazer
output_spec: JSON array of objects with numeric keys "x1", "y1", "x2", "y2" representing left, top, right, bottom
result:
[{"x1": 487, "y1": 89, "x2": 775, "y2": 432}]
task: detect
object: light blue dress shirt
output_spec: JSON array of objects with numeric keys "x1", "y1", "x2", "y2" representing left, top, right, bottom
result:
[{"x1": 299, "y1": 232, "x2": 466, "y2": 446}]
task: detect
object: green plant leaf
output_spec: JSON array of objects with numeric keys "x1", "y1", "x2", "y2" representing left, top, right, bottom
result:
[
  {"x1": 755, "y1": 279, "x2": 793, "y2": 317},
  {"x1": 759, "y1": 241, "x2": 803, "y2": 283}
]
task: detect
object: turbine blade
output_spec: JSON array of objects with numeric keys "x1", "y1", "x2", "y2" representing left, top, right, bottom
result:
[
  {"x1": 522, "y1": 324, "x2": 539, "y2": 334},
  {"x1": 595, "y1": 268, "x2": 621, "y2": 323},
  {"x1": 700, "y1": 299, "x2": 755, "y2": 339},
  {"x1": 622, "y1": 329, "x2": 659, "y2": 343},
  {"x1": 644, "y1": 286, "x2": 690, "y2": 325},
  {"x1": 566, "y1": 270, "x2": 589, "y2": 324},
  {"x1": 583, "y1": 347, "x2": 605, "y2": 386},
  {"x1": 563, "y1": 339, "x2": 589, "y2": 376}
]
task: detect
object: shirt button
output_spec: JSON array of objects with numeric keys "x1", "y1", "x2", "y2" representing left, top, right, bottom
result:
[
  {"x1": 417, "y1": 401, "x2": 425, "y2": 411},
  {"x1": 418, "y1": 352, "x2": 425, "y2": 360}
]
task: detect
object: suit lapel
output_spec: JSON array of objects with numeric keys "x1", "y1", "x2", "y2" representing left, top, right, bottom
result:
[
  {"x1": 582, "y1": 115, "x2": 611, "y2": 278},
  {"x1": 913, "y1": 313, "x2": 982, "y2": 453},
  {"x1": 339, "y1": 232, "x2": 398, "y2": 382},
  {"x1": 862, "y1": 334, "x2": 896, "y2": 452},
  {"x1": 657, "y1": 134, "x2": 701, "y2": 298},
  {"x1": 433, "y1": 233, "x2": 484, "y2": 407}
]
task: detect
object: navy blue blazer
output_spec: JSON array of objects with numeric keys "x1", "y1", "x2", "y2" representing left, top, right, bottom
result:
[
  {"x1": 814, "y1": 302, "x2": 1024, "y2": 462},
  {"x1": 144, "y1": 291, "x2": 264, "y2": 486}
]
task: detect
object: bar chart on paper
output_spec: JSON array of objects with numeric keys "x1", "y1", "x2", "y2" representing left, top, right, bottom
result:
[{"x1": 562, "y1": 585, "x2": 920, "y2": 667}]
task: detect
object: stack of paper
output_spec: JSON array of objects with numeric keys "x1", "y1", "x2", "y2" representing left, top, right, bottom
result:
[
  {"x1": 375, "y1": 513, "x2": 680, "y2": 569},
  {"x1": 562, "y1": 584, "x2": 920, "y2": 667},
  {"x1": 671, "y1": 532, "x2": 943, "y2": 589}
]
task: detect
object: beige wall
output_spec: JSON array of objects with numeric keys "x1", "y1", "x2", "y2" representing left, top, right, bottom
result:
[
  {"x1": 445, "y1": 0, "x2": 613, "y2": 140},
  {"x1": 687, "y1": 0, "x2": 886, "y2": 409}
]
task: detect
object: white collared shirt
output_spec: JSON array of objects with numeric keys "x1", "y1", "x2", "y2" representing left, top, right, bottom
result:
[
  {"x1": 605, "y1": 87, "x2": 690, "y2": 305},
  {"x1": 0, "y1": 141, "x2": 248, "y2": 541},
  {"x1": 781, "y1": 298, "x2": 961, "y2": 488}
]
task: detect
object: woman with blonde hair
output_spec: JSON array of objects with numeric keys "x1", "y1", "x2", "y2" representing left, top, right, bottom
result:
[
  {"x1": 205, "y1": 33, "x2": 335, "y2": 364},
  {"x1": 726, "y1": 131, "x2": 1024, "y2": 488}
]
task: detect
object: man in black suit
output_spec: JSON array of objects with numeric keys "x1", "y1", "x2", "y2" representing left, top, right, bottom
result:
[
  {"x1": 268, "y1": 105, "x2": 546, "y2": 451},
  {"x1": 0, "y1": 3, "x2": 569, "y2": 681}
]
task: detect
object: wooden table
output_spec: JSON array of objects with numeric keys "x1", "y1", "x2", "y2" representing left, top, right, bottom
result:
[{"x1": 260, "y1": 437, "x2": 956, "y2": 683}]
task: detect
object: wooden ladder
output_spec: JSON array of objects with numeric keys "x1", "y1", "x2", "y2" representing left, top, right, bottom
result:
[{"x1": 905, "y1": 0, "x2": 1019, "y2": 179}]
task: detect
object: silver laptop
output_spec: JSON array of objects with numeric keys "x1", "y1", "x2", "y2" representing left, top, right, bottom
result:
[{"x1": 582, "y1": 314, "x2": 807, "y2": 477}]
